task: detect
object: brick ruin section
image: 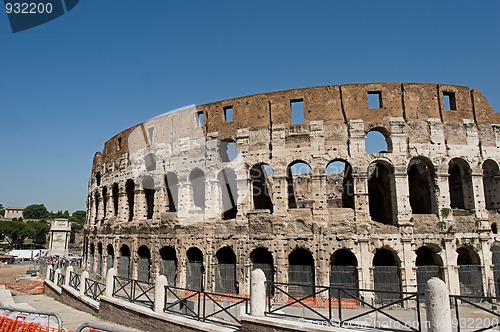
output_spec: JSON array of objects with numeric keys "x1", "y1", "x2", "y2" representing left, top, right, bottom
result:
[{"x1": 85, "y1": 83, "x2": 500, "y2": 299}]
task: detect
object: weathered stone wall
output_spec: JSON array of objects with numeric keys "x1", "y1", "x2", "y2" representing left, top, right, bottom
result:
[{"x1": 84, "y1": 83, "x2": 500, "y2": 299}]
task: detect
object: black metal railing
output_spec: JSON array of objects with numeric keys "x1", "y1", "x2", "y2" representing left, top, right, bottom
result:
[
  {"x1": 266, "y1": 281, "x2": 423, "y2": 332},
  {"x1": 84, "y1": 278, "x2": 106, "y2": 301},
  {"x1": 48, "y1": 268, "x2": 55, "y2": 282},
  {"x1": 112, "y1": 276, "x2": 154, "y2": 308},
  {"x1": 56, "y1": 272, "x2": 65, "y2": 287},
  {"x1": 69, "y1": 271, "x2": 81, "y2": 291},
  {"x1": 450, "y1": 294, "x2": 500, "y2": 332},
  {"x1": 164, "y1": 285, "x2": 249, "y2": 328}
]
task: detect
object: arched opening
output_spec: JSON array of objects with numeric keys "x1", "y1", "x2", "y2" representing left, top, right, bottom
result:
[
  {"x1": 408, "y1": 158, "x2": 437, "y2": 215},
  {"x1": 368, "y1": 162, "x2": 395, "y2": 225},
  {"x1": 118, "y1": 244, "x2": 131, "y2": 278},
  {"x1": 186, "y1": 247, "x2": 204, "y2": 291},
  {"x1": 373, "y1": 248, "x2": 401, "y2": 303},
  {"x1": 326, "y1": 160, "x2": 354, "y2": 209},
  {"x1": 112, "y1": 183, "x2": 119, "y2": 217},
  {"x1": 189, "y1": 169, "x2": 205, "y2": 210},
  {"x1": 165, "y1": 172, "x2": 179, "y2": 212},
  {"x1": 287, "y1": 161, "x2": 313, "y2": 209},
  {"x1": 483, "y1": 160, "x2": 499, "y2": 210},
  {"x1": 144, "y1": 153, "x2": 157, "y2": 172},
  {"x1": 493, "y1": 222, "x2": 498, "y2": 234},
  {"x1": 365, "y1": 129, "x2": 391, "y2": 154},
  {"x1": 97, "y1": 242, "x2": 103, "y2": 275},
  {"x1": 159, "y1": 246, "x2": 177, "y2": 286},
  {"x1": 137, "y1": 245, "x2": 151, "y2": 282},
  {"x1": 95, "y1": 172, "x2": 101, "y2": 186},
  {"x1": 142, "y1": 176, "x2": 155, "y2": 219},
  {"x1": 218, "y1": 168, "x2": 238, "y2": 220},
  {"x1": 250, "y1": 163, "x2": 274, "y2": 212},
  {"x1": 125, "y1": 180, "x2": 135, "y2": 221},
  {"x1": 215, "y1": 247, "x2": 237, "y2": 294},
  {"x1": 251, "y1": 248, "x2": 274, "y2": 295},
  {"x1": 492, "y1": 245, "x2": 500, "y2": 297},
  {"x1": 330, "y1": 249, "x2": 358, "y2": 297},
  {"x1": 457, "y1": 246, "x2": 483, "y2": 297},
  {"x1": 94, "y1": 191, "x2": 100, "y2": 223},
  {"x1": 448, "y1": 158, "x2": 474, "y2": 210},
  {"x1": 288, "y1": 248, "x2": 315, "y2": 298},
  {"x1": 415, "y1": 246, "x2": 444, "y2": 296},
  {"x1": 106, "y1": 244, "x2": 114, "y2": 272},
  {"x1": 219, "y1": 140, "x2": 238, "y2": 162},
  {"x1": 89, "y1": 243, "x2": 95, "y2": 272},
  {"x1": 102, "y1": 187, "x2": 108, "y2": 219}
]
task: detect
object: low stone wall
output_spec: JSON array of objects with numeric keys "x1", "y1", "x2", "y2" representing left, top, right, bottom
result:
[
  {"x1": 59, "y1": 286, "x2": 98, "y2": 315},
  {"x1": 43, "y1": 282, "x2": 61, "y2": 300}
]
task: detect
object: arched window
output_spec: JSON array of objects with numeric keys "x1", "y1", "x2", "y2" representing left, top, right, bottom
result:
[
  {"x1": 483, "y1": 160, "x2": 499, "y2": 210},
  {"x1": 125, "y1": 180, "x2": 135, "y2": 221},
  {"x1": 94, "y1": 191, "x2": 100, "y2": 223},
  {"x1": 102, "y1": 187, "x2": 108, "y2": 219},
  {"x1": 189, "y1": 169, "x2": 205, "y2": 210},
  {"x1": 365, "y1": 129, "x2": 391, "y2": 154},
  {"x1": 219, "y1": 140, "x2": 238, "y2": 162},
  {"x1": 137, "y1": 245, "x2": 151, "y2": 282},
  {"x1": 215, "y1": 247, "x2": 237, "y2": 294},
  {"x1": 97, "y1": 242, "x2": 103, "y2": 275},
  {"x1": 144, "y1": 153, "x2": 157, "y2": 172},
  {"x1": 218, "y1": 168, "x2": 238, "y2": 220},
  {"x1": 165, "y1": 172, "x2": 179, "y2": 212},
  {"x1": 448, "y1": 158, "x2": 474, "y2": 210},
  {"x1": 95, "y1": 172, "x2": 101, "y2": 186},
  {"x1": 142, "y1": 176, "x2": 155, "y2": 219},
  {"x1": 112, "y1": 183, "x2": 119, "y2": 217},
  {"x1": 186, "y1": 247, "x2": 204, "y2": 291},
  {"x1": 457, "y1": 246, "x2": 483, "y2": 297},
  {"x1": 89, "y1": 243, "x2": 95, "y2": 272},
  {"x1": 288, "y1": 248, "x2": 315, "y2": 297},
  {"x1": 368, "y1": 162, "x2": 396, "y2": 225},
  {"x1": 326, "y1": 160, "x2": 354, "y2": 209},
  {"x1": 160, "y1": 246, "x2": 177, "y2": 286},
  {"x1": 408, "y1": 158, "x2": 437, "y2": 215},
  {"x1": 287, "y1": 161, "x2": 313, "y2": 209},
  {"x1": 250, "y1": 163, "x2": 274, "y2": 212}
]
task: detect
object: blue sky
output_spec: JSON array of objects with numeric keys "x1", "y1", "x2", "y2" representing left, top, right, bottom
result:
[{"x1": 0, "y1": 1, "x2": 498, "y2": 213}]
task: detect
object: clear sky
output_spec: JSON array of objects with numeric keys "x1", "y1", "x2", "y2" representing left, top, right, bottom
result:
[{"x1": 0, "y1": 1, "x2": 498, "y2": 213}]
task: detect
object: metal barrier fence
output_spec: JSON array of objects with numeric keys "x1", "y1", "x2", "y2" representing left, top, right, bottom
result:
[
  {"x1": 0, "y1": 305, "x2": 64, "y2": 331},
  {"x1": 76, "y1": 322, "x2": 130, "y2": 332},
  {"x1": 112, "y1": 276, "x2": 154, "y2": 308},
  {"x1": 85, "y1": 278, "x2": 106, "y2": 301},
  {"x1": 69, "y1": 270, "x2": 81, "y2": 291},
  {"x1": 49, "y1": 268, "x2": 55, "y2": 282},
  {"x1": 450, "y1": 294, "x2": 500, "y2": 332},
  {"x1": 164, "y1": 285, "x2": 249, "y2": 328},
  {"x1": 56, "y1": 272, "x2": 65, "y2": 287},
  {"x1": 266, "y1": 281, "x2": 423, "y2": 332}
]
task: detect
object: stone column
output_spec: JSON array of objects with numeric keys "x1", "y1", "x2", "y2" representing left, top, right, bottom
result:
[
  {"x1": 88, "y1": 196, "x2": 96, "y2": 227},
  {"x1": 471, "y1": 168, "x2": 488, "y2": 221},
  {"x1": 426, "y1": 278, "x2": 452, "y2": 332},
  {"x1": 436, "y1": 172, "x2": 452, "y2": 226},
  {"x1": 479, "y1": 234, "x2": 493, "y2": 296},
  {"x1": 250, "y1": 269, "x2": 266, "y2": 317},
  {"x1": 312, "y1": 173, "x2": 327, "y2": 213},
  {"x1": 402, "y1": 237, "x2": 417, "y2": 293},
  {"x1": 106, "y1": 191, "x2": 114, "y2": 221},
  {"x1": 442, "y1": 235, "x2": 459, "y2": 295},
  {"x1": 105, "y1": 268, "x2": 117, "y2": 297},
  {"x1": 154, "y1": 186, "x2": 167, "y2": 220},
  {"x1": 118, "y1": 190, "x2": 128, "y2": 222},
  {"x1": 154, "y1": 275, "x2": 168, "y2": 314},
  {"x1": 205, "y1": 176, "x2": 220, "y2": 219},
  {"x1": 134, "y1": 188, "x2": 146, "y2": 221},
  {"x1": 97, "y1": 192, "x2": 104, "y2": 226},
  {"x1": 272, "y1": 174, "x2": 289, "y2": 216},
  {"x1": 359, "y1": 237, "x2": 373, "y2": 303},
  {"x1": 393, "y1": 171, "x2": 412, "y2": 226},
  {"x1": 353, "y1": 171, "x2": 370, "y2": 221}
]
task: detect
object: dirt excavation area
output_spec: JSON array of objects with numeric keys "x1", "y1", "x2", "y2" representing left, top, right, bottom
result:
[{"x1": 0, "y1": 263, "x2": 44, "y2": 294}]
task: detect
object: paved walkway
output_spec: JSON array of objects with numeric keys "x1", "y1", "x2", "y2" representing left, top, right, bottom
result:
[{"x1": 12, "y1": 293, "x2": 142, "y2": 331}]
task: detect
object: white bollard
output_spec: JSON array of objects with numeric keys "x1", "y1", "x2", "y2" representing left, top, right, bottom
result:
[
  {"x1": 250, "y1": 269, "x2": 266, "y2": 317},
  {"x1": 45, "y1": 265, "x2": 53, "y2": 283},
  {"x1": 425, "y1": 277, "x2": 452, "y2": 332},
  {"x1": 105, "y1": 268, "x2": 117, "y2": 297},
  {"x1": 65, "y1": 266, "x2": 73, "y2": 286},
  {"x1": 154, "y1": 275, "x2": 168, "y2": 314},
  {"x1": 80, "y1": 271, "x2": 89, "y2": 296}
]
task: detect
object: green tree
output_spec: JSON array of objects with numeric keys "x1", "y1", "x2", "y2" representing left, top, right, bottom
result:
[
  {"x1": 0, "y1": 203, "x2": 4, "y2": 217},
  {"x1": 0, "y1": 220, "x2": 28, "y2": 246},
  {"x1": 25, "y1": 220, "x2": 50, "y2": 245},
  {"x1": 23, "y1": 204, "x2": 49, "y2": 219}
]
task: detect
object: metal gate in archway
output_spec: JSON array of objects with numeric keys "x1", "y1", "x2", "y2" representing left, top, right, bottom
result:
[
  {"x1": 330, "y1": 265, "x2": 358, "y2": 297},
  {"x1": 215, "y1": 263, "x2": 237, "y2": 294},
  {"x1": 161, "y1": 259, "x2": 177, "y2": 286},
  {"x1": 106, "y1": 255, "x2": 114, "y2": 272},
  {"x1": 288, "y1": 264, "x2": 315, "y2": 298},
  {"x1": 118, "y1": 256, "x2": 130, "y2": 278},
  {"x1": 97, "y1": 254, "x2": 102, "y2": 275},
  {"x1": 186, "y1": 261, "x2": 203, "y2": 291},
  {"x1": 373, "y1": 266, "x2": 402, "y2": 304},
  {"x1": 458, "y1": 265, "x2": 484, "y2": 298},
  {"x1": 253, "y1": 263, "x2": 274, "y2": 296},
  {"x1": 137, "y1": 257, "x2": 151, "y2": 282},
  {"x1": 416, "y1": 265, "x2": 441, "y2": 296}
]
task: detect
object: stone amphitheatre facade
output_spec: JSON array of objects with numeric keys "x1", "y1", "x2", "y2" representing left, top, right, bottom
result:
[{"x1": 85, "y1": 83, "x2": 500, "y2": 301}]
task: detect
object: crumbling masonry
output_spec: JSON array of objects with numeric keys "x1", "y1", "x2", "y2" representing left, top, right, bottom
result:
[{"x1": 85, "y1": 83, "x2": 500, "y2": 301}]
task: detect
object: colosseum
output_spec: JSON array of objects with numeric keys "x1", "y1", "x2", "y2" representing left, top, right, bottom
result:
[{"x1": 85, "y1": 83, "x2": 500, "y2": 302}]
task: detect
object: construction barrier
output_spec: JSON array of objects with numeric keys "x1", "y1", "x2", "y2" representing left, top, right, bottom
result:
[
  {"x1": 0, "y1": 282, "x2": 45, "y2": 295},
  {"x1": 0, "y1": 315, "x2": 63, "y2": 332}
]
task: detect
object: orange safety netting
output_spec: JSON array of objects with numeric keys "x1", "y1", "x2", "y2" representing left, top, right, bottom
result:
[
  {"x1": 0, "y1": 315, "x2": 62, "y2": 332},
  {"x1": 0, "y1": 282, "x2": 45, "y2": 295}
]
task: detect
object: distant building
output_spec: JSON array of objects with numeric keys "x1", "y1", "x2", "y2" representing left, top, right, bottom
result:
[
  {"x1": 3, "y1": 207, "x2": 24, "y2": 219},
  {"x1": 49, "y1": 218, "x2": 71, "y2": 256}
]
